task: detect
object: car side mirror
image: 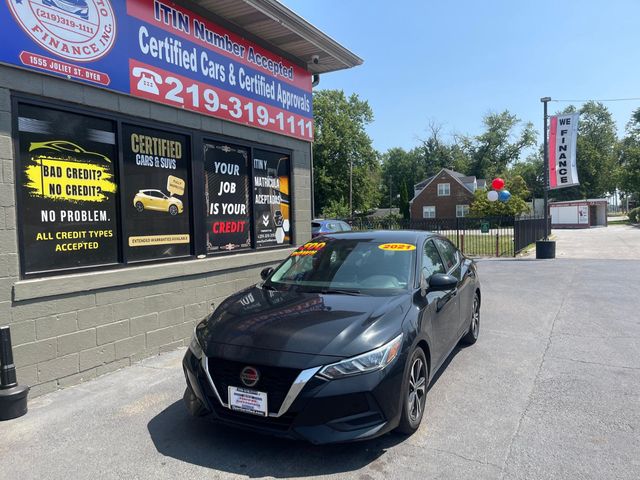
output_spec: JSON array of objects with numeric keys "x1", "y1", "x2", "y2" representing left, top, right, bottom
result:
[
  {"x1": 260, "y1": 267, "x2": 274, "y2": 280},
  {"x1": 428, "y1": 273, "x2": 458, "y2": 292}
]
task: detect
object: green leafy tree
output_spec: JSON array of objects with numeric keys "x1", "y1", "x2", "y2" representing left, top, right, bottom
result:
[
  {"x1": 399, "y1": 182, "x2": 410, "y2": 219},
  {"x1": 380, "y1": 147, "x2": 424, "y2": 209},
  {"x1": 466, "y1": 111, "x2": 537, "y2": 180},
  {"x1": 552, "y1": 102, "x2": 618, "y2": 200},
  {"x1": 618, "y1": 107, "x2": 640, "y2": 202},
  {"x1": 312, "y1": 90, "x2": 380, "y2": 216},
  {"x1": 470, "y1": 174, "x2": 531, "y2": 216},
  {"x1": 510, "y1": 149, "x2": 544, "y2": 200},
  {"x1": 320, "y1": 198, "x2": 351, "y2": 219}
]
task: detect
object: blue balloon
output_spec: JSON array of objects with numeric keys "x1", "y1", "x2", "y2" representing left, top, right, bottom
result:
[{"x1": 498, "y1": 190, "x2": 511, "y2": 202}]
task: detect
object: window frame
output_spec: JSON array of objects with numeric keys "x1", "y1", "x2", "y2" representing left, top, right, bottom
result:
[
  {"x1": 437, "y1": 183, "x2": 450, "y2": 196},
  {"x1": 420, "y1": 239, "x2": 446, "y2": 281},
  {"x1": 456, "y1": 204, "x2": 470, "y2": 218},
  {"x1": 433, "y1": 237, "x2": 460, "y2": 273},
  {"x1": 422, "y1": 205, "x2": 436, "y2": 219}
]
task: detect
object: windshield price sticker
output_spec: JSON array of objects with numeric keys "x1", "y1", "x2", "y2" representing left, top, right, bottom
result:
[
  {"x1": 378, "y1": 243, "x2": 416, "y2": 251},
  {"x1": 292, "y1": 241, "x2": 326, "y2": 256}
]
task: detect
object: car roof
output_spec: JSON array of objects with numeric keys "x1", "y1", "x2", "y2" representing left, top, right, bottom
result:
[{"x1": 315, "y1": 230, "x2": 439, "y2": 244}]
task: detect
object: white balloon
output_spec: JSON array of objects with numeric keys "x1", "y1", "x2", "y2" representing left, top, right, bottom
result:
[{"x1": 487, "y1": 190, "x2": 499, "y2": 202}]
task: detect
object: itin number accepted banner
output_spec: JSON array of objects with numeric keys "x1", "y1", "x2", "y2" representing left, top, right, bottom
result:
[
  {"x1": 1, "y1": 0, "x2": 313, "y2": 141},
  {"x1": 549, "y1": 113, "x2": 579, "y2": 190}
]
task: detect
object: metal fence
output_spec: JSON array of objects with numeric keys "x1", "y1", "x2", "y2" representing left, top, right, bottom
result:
[{"x1": 342, "y1": 216, "x2": 549, "y2": 257}]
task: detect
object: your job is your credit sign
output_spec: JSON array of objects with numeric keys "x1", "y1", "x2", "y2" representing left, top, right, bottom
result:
[{"x1": 549, "y1": 113, "x2": 579, "y2": 189}]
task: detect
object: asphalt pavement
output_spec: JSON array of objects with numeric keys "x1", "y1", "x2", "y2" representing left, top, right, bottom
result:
[{"x1": 1, "y1": 225, "x2": 638, "y2": 479}]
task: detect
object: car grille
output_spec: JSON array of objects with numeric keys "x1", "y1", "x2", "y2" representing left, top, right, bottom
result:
[{"x1": 207, "y1": 357, "x2": 301, "y2": 415}]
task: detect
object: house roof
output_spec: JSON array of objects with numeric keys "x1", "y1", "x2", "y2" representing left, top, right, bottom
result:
[
  {"x1": 191, "y1": 0, "x2": 363, "y2": 74},
  {"x1": 411, "y1": 168, "x2": 485, "y2": 202}
]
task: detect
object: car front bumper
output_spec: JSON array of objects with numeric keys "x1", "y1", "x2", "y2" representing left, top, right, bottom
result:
[{"x1": 182, "y1": 348, "x2": 406, "y2": 445}]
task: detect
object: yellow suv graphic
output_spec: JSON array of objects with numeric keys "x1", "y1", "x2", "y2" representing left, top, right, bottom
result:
[{"x1": 133, "y1": 189, "x2": 183, "y2": 215}]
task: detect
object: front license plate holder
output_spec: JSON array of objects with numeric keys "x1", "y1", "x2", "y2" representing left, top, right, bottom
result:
[{"x1": 228, "y1": 386, "x2": 268, "y2": 417}]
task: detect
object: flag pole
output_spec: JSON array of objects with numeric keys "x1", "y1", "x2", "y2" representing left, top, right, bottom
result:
[{"x1": 541, "y1": 97, "x2": 551, "y2": 240}]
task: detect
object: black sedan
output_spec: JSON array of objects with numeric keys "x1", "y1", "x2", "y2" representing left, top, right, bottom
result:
[{"x1": 183, "y1": 231, "x2": 481, "y2": 444}]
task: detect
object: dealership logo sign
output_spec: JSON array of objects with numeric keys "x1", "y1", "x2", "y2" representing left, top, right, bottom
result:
[
  {"x1": 8, "y1": 0, "x2": 117, "y2": 62},
  {"x1": 240, "y1": 366, "x2": 259, "y2": 387}
]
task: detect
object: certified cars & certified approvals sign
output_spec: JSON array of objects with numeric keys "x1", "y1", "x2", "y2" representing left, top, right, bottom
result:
[{"x1": 8, "y1": 0, "x2": 117, "y2": 62}]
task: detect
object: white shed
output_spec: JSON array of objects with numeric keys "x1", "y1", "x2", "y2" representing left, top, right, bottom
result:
[{"x1": 549, "y1": 199, "x2": 608, "y2": 228}]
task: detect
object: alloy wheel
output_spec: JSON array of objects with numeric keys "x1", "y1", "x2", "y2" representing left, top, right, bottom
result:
[{"x1": 408, "y1": 356, "x2": 427, "y2": 423}]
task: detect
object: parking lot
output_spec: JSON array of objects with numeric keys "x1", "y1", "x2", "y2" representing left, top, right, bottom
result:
[{"x1": 1, "y1": 226, "x2": 638, "y2": 480}]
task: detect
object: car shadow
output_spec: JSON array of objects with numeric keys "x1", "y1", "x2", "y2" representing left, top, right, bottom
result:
[{"x1": 147, "y1": 400, "x2": 405, "y2": 478}]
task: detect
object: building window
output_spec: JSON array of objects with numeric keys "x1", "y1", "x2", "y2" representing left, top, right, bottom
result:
[
  {"x1": 437, "y1": 183, "x2": 450, "y2": 196},
  {"x1": 423, "y1": 206, "x2": 436, "y2": 218},
  {"x1": 456, "y1": 205, "x2": 470, "y2": 218}
]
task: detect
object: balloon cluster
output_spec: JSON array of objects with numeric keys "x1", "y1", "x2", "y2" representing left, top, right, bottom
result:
[{"x1": 487, "y1": 178, "x2": 511, "y2": 202}]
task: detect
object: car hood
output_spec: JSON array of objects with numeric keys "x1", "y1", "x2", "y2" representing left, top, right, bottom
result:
[{"x1": 197, "y1": 285, "x2": 411, "y2": 359}]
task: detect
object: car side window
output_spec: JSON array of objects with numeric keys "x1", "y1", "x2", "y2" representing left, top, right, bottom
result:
[
  {"x1": 422, "y1": 240, "x2": 445, "y2": 277},
  {"x1": 434, "y1": 238, "x2": 458, "y2": 272}
]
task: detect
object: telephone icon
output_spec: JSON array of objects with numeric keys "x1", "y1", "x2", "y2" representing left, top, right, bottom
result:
[{"x1": 132, "y1": 67, "x2": 162, "y2": 95}]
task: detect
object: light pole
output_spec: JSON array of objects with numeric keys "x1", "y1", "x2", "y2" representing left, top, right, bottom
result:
[
  {"x1": 536, "y1": 96, "x2": 556, "y2": 259},
  {"x1": 541, "y1": 96, "x2": 550, "y2": 240},
  {"x1": 349, "y1": 158, "x2": 353, "y2": 219}
]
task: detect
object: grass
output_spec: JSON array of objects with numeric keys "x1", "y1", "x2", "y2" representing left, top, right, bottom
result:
[
  {"x1": 446, "y1": 233, "x2": 514, "y2": 257},
  {"x1": 609, "y1": 218, "x2": 630, "y2": 225}
]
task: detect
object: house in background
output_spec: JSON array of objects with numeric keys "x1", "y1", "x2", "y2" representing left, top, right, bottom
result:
[{"x1": 410, "y1": 168, "x2": 486, "y2": 219}]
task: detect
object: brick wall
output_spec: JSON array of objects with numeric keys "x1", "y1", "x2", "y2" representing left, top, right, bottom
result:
[
  {"x1": 0, "y1": 65, "x2": 311, "y2": 396},
  {"x1": 410, "y1": 171, "x2": 474, "y2": 219}
]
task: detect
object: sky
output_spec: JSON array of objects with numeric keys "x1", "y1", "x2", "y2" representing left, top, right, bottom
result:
[{"x1": 281, "y1": 0, "x2": 640, "y2": 154}]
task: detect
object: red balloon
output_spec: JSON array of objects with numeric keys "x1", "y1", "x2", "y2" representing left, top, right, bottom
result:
[{"x1": 492, "y1": 178, "x2": 505, "y2": 190}]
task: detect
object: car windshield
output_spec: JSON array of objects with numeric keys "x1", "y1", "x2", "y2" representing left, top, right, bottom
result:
[{"x1": 267, "y1": 238, "x2": 415, "y2": 293}]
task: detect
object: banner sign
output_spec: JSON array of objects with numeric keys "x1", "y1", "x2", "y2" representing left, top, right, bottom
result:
[
  {"x1": 252, "y1": 149, "x2": 292, "y2": 247},
  {"x1": 122, "y1": 124, "x2": 191, "y2": 262},
  {"x1": 549, "y1": 113, "x2": 579, "y2": 189},
  {"x1": 1, "y1": 0, "x2": 313, "y2": 142},
  {"x1": 17, "y1": 104, "x2": 119, "y2": 274},
  {"x1": 204, "y1": 141, "x2": 251, "y2": 253}
]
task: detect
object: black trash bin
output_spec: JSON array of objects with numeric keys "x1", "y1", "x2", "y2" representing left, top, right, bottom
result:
[{"x1": 536, "y1": 240, "x2": 556, "y2": 259}]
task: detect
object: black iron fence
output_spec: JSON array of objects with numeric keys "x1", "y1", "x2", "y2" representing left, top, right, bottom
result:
[{"x1": 342, "y1": 216, "x2": 549, "y2": 257}]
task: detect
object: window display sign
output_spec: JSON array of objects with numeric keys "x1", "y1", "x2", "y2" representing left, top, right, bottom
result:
[
  {"x1": 17, "y1": 104, "x2": 119, "y2": 274},
  {"x1": 0, "y1": 0, "x2": 313, "y2": 141},
  {"x1": 253, "y1": 150, "x2": 292, "y2": 247},
  {"x1": 122, "y1": 124, "x2": 191, "y2": 262},
  {"x1": 204, "y1": 142, "x2": 251, "y2": 253}
]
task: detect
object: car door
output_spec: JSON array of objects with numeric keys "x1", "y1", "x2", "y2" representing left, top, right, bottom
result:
[
  {"x1": 417, "y1": 239, "x2": 457, "y2": 370},
  {"x1": 433, "y1": 238, "x2": 467, "y2": 343}
]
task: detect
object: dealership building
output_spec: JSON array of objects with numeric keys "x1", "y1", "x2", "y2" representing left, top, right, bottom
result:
[{"x1": 0, "y1": 0, "x2": 361, "y2": 395}]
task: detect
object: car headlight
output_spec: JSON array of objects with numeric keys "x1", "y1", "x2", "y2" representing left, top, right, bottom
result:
[
  {"x1": 188, "y1": 327, "x2": 203, "y2": 359},
  {"x1": 318, "y1": 333, "x2": 403, "y2": 379}
]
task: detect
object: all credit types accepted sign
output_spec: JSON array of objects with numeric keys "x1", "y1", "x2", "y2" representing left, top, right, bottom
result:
[{"x1": 1, "y1": 0, "x2": 313, "y2": 141}]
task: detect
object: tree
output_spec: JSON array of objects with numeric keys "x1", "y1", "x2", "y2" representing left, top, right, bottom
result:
[
  {"x1": 618, "y1": 107, "x2": 640, "y2": 203},
  {"x1": 466, "y1": 111, "x2": 537, "y2": 180},
  {"x1": 510, "y1": 149, "x2": 544, "y2": 200},
  {"x1": 470, "y1": 174, "x2": 531, "y2": 217},
  {"x1": 416, "y1": 122, "x2": 470, "y2": 177},
  {"x1": 312, "y1": 89, "x2": 380, "y2": 216},
  {"x1": 552, "y1": 102, "x2": 618, "y2": 200},
  {"x1": 380, "y1": 147, "x2": 424, "y2": 209},
  {"x1": 399, "y1": 182, "x2": 410, "y2": 219}
]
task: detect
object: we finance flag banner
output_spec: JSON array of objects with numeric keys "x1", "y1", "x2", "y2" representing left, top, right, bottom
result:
[{"x1": 549, "y1": 113, "x2": 580, "y2": 189}]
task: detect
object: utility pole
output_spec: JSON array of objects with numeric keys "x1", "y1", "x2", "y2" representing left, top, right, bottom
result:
[
  {"x1": 389, "y1": 175, "x2": 392, "y2": 216},
  {"x1": 349, "y1": 158, "x2": 353, "y2": 218},
  {"x1": 541, "y1": 97, "x2": 551, "y2": 240}
]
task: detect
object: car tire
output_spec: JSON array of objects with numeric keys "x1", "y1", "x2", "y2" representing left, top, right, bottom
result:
[
  {"x1": 169, "y1": 205, "x2": 178, "y2": 216},
  {"x1": 135, "y1": 201, "x2": 144, "y2": 212},
  {"x1": 461, "y1": 292, "x2": 480, "y2": 345},
  {"x1": 396, "y1": 347, "x2": 428, "y2": 435}
]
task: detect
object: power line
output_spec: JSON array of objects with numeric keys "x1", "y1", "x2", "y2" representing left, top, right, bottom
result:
[{"x1": 551, "y1": 97, "x2": 640, "y2": 103}]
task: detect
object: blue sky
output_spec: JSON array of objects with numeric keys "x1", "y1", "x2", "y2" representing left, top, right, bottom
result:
[{"x1": 282, "y1": 0, "x2": 640, "y2": 154}]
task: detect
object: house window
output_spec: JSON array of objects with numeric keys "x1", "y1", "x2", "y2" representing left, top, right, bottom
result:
[
  {"x1": 456, "y1": 205, "x2": 470, "y2": 218},
  {"x1": 423, "y1": 206, "x2": 436, "y2": 218},
  {"x1": 437, "y1": 183, "x2": 450, "y2": 196}
]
